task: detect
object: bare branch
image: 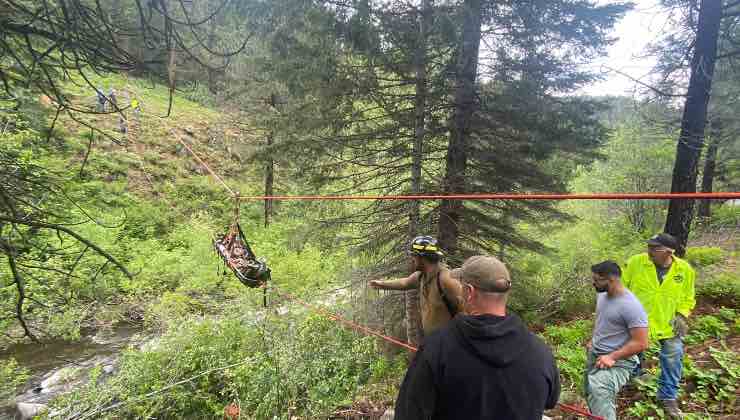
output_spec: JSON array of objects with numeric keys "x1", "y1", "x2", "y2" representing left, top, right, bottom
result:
[
  {"x1": 601, "y1": 65, "x2": 687, "y2": 98},
  {"x1": 0, "y1": 216, "x2": 133, "y2": 278},
  {"x1": 1, "y1": 241, "x2": 38, "y2": 342}
]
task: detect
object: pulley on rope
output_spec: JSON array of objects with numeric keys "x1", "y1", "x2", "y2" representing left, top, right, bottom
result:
[{"x1": 214, "y1": 193, "x2": 271, "y2": 288}]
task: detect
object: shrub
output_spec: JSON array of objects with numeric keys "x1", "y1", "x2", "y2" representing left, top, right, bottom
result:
[
  {"x1": 683, "y1": 346, "x2": 738, "y2": 412},
  {"x1": 708, "y1": 205, "x2": 740, "y2": 229},
  {"x1": 0, "y1": 358, "x2": 30, "y2": 403},
  {"x1": 685, "y1": 247, "x2": 724, "y2": 267},
  {"x1": 697, "y1": 272, "x2": 740, "y2": 302},
  {"x1": 48, "y1": 312, "x2": 398, "y2": 419},
  {"x1": 146, "y1": 291, "x2": 202, "y2": 331},
  {"x1": 685, "y1": 315, "x2": 730, "y2": 345},
  {"x1": 541, "y1": 319, "x2": 592, "y2": 392}
]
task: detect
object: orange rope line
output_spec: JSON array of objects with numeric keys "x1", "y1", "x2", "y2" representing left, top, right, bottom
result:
[
  {"x1": 168, "y1": 135, "x2": 737, "y2": 204},
  {"x1": 176, "y1": 137, "x2": 235, "y2": 196},
  {"x1": 558, "y1": 403, "x2": 605, "y2": 420},
  {"x1": 266, "y1": 284, "x2": 418, "y2": 352},
  {"x1": 265, "y1": 284, "x2": 604, "y2": 420},
  {"x1": 174, "y1": 130, "x2": 662, "y2": 420},
  {"x1": 240, "y1": 192, "x2": 740, "y2": 201}
]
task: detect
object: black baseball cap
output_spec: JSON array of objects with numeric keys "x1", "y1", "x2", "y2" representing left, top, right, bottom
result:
[{"x1": 647, "y1": 233, "x2": 678, "y2": 250}]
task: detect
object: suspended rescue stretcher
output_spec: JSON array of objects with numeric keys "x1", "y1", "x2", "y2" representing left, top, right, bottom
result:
[{"x1": 214, "y1": 196, "x2": 271, "y2": 288}]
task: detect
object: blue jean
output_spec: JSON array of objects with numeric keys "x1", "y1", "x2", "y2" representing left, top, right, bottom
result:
[{"x1": 657, "y1": 336, "x2": 684, "y2": 400}]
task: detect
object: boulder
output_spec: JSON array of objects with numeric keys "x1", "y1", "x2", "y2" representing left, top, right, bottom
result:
[
  {"x1": 16, "y1": 402, "x2": 47, "y2": 419},
  {"x1": 40, "y1": 367, "x2": 76, "y2": 390}
]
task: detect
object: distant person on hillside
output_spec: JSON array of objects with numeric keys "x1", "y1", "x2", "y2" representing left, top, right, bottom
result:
[
  {"x1": 107, "y1": 88, "x2": 127, "y2": 134},
  {"x1": 623, "y1": 233, "x2": 695, "y2": 419},
  {"x1": 584, "y1": 261, "x2": 649, "y2": 420},
  {"x1": 131, "y1": 97, "x2": 141, "y2": 119},
  {"x1": 394, "y1": 255, "x2": 560, "y2": 420},
  {"x1": 96, "y1": 87, "x2": 106, "y2": 112},
  {"x1": 108, "y1": 88, "x2": 117, "y2": 110},
  {"x1": 369, "y1": 236, "x2": 462, "y2": 338}
]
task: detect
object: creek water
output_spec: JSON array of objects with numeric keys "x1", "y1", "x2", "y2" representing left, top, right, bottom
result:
[{"x1": 0, "y1": 325, "x2": 142, "y2": 419}]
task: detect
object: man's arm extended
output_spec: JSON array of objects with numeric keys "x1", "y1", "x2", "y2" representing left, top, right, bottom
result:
[
  {"x1": 595, "y1": 327, "x2": 648, "y2": 368},
  {"x1": 370, "y1": 271, "x2": 420, "y2": 291}
]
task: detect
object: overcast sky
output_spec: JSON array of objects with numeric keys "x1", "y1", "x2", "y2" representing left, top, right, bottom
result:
[{"x1": 580, "y1": 0, "x2": 672, "y2": 97}]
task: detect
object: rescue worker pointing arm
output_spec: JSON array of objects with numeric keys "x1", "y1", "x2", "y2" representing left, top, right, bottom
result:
[
  {"x1": 369, "y1": 271, "x2": 421, "y2": 291},
  {"x1": 369, "y1": 236, "x2": 462, "y2": 336}
]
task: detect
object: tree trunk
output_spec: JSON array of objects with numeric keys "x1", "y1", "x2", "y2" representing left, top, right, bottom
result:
[
  {"x1": 264, "y1": 132, "x2": 274, "y2": 228},
  {"x1": 109, "y1": 0, "x2": 123, "y2": 45},
  {"x1": 664, "y1": 0, "x2": 722, "y2": 257},
  {"x1": 405, "y1": 0, "x2": 433, "y2": 347},
  {"x1": 409, "y1": 1, "x2": 430, "y2": 238},
  {"x1": 698, "y1": 119, "x2": 720, "y2": 219},
  {"x1": 206, "y1": 0, "x2": 219, "y2": 94},
  {"x1": 438, "y1": 0, "x2": 481, "y2": 264}
]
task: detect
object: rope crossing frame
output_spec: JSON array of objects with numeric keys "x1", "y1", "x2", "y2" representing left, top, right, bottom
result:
[
  {"x1": 265, "y1": 284, "x2": 606, "y2": 420},
  {"x1": 176, "y1": 136, "x2": 740, "y2": 202},
  {"x1": 173, "y1": 136, "x2": 740, "y2": 420}
]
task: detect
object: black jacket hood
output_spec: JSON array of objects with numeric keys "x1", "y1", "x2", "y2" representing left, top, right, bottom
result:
[{"x1": 452, "y1": 313, "x2": 530, "y2": 367}]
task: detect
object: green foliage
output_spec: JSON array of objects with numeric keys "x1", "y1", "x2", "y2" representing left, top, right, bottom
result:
[
  {"x1": 717, "y1": 307, "x2": 737, "y2": 322},
  {"x1": 683, "y1": 346, "x2": 738, "y2": 412},
  {"x1": 624, "y1": 399, "x2": 662, "y2": 419},
  {"x1": 511, "y1": 207, "x2": 645, "y2": 319},
  {"x1": 0, "y1": 358, "x2": 31, "y2": 403},
  {"x1": 571, "y1": 119, "x2": 676, "y2": 233},
  {"x1": 709, "y1": 346, "x2": 740, "y2": 380},
  {"x1": 45, "y1": 307, "x2": 87, "y2": 341},
  {"x1": 146, "y1": 292, "x2": 204, "y2": 331},
  {"x1": 685, "y1": 315, "x2": 730, "y2": 345},
  {"x1": 684, "y1": 247, "x2": 724, "y2": 267},
  {"x1": 49, "y1": 313, "x2": 400, "y2": 419},
  {"x1": 541, "y1": 319, "x2": 592, "y2": 392},
  {"x1": 697, "y1": 272, "x2": 740, "y2": 301},
  {"x1": 707, "y1": 205, "x2": 740, "y2": 229}
]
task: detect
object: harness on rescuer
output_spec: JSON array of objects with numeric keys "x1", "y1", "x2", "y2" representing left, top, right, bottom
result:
[{"x1": 214, "y1": 196, "x2": 271, "y2": 288}]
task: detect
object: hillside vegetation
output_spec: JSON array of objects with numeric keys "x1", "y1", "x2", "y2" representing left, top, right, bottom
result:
[
  {"x1": 1, "y1": 1, "x2": 739, "y2": 418},
  {"x1": 0, "y1": 74, "x2": 737, "y2": 419}
]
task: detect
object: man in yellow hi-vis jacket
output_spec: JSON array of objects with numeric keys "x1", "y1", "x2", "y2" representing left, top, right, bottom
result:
[{"x1": 623, "y1": 233, "x2": 695, "y2": 419}]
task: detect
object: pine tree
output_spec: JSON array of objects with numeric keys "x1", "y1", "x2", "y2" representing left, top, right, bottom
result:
[{"x1": 649, "y1": 0, "x2": 740, "y2": 253}]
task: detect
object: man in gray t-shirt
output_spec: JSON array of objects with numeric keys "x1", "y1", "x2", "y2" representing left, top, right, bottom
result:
[{"x1": 585, "y1": 261, "x2": 649, "y2": 420}]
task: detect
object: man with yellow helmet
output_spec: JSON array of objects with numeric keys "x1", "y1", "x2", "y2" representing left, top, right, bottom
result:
[{"x1": 370, "y1": 236, "x2": 463, "y2": 337}]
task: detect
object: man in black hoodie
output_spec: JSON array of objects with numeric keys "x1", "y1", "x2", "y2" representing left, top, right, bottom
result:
[{"x1": 394, "y1": 255, "x2": 560, "y2": 420}]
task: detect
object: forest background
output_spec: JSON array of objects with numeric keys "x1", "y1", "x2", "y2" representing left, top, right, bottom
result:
[{"x1": 0, "y1": 0, "x2": 739, "y2": 418}]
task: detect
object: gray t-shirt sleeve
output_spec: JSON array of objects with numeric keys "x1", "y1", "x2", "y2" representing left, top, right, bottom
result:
[{"x1": 623, "y1": 292, "x2": 648, "y2": 329}]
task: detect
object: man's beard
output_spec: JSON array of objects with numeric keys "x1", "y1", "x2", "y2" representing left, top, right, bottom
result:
[{"x1": 593, "y1": 284, "x2": 608, "y2": 293}]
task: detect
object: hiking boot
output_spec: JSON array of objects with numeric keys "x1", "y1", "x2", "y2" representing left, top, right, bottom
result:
[{"x1": 659, "y1": 399, "x2": 683, "y2": 419}]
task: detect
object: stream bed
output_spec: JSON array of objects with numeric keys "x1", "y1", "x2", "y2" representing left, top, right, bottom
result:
[{"x1": 0, "y1": 325, "x2": 144, "y2": 420}]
